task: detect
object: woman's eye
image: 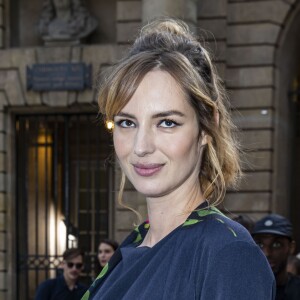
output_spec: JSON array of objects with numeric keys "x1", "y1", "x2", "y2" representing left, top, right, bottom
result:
[
  {"x1": 117, "y1": 120, "x2": 135, "y2": 128},
  {"x1": 159, "y1": 119, "x2": 179, "y2": 128}
]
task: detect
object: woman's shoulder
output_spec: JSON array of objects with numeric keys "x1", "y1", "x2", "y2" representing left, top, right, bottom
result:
[
  {"x1": 184, "y1": 209, "x2": 275, "y2": 297},
  {"x1": 178, "y1": 207, "x2": 263, "y2": 261},
  {"x1": 182, "y1": 206, "x2": 254, "y2": 246}
]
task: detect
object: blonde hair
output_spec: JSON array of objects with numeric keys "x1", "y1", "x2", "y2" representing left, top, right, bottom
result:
[{"x1": 98, "y1": 18, "x2": 241, "y2": 211}]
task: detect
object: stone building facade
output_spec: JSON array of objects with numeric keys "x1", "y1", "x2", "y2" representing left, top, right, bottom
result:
[{"x1": 0, "y1": 0, "x2": 299, "y2": 299}]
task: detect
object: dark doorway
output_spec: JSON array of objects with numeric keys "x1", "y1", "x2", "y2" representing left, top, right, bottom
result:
[
  {"x1": 289, "y1": 79, "x2": 300, "y2": 253},
  {"x1": 15, "y1": 113, "x2": 113, "y2": 300}
]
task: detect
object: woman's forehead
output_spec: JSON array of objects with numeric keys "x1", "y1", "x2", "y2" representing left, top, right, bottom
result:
[{"x1": 120, "y1": 70, "x2": 191, "y2": 113}]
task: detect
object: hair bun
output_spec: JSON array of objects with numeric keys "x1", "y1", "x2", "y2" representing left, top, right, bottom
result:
[
  {"x1": 129, "y1": 18, "x2": 197, "y2": 56},
  {"x1": 141, "y1": 18, "x2": 194, "y2": 40}
]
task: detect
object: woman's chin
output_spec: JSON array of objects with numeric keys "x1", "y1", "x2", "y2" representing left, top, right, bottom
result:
[{"x1": 134, "y1": 186, "x2": 168, "y2": 198}]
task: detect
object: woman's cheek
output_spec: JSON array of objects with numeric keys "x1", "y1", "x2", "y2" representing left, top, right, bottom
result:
[
  {"x1": 161, "y1": 133, "x2": 194, "y2": 156},
  {"x1": 114, "y1": 132, "x2": 131, "y2": 158}
]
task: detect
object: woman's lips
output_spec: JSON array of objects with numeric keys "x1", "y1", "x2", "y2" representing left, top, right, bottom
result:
[{"x1": 133, "y1": 163, "x2": 164, "y2": 177}]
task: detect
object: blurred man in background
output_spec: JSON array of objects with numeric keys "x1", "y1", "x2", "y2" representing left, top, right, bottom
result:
[
  {"x1": 252, "y1": 214, "x2": 300, "y2": 300},
  {"x1": 35, "y1": 248, "x2": 87, "y2": 300}
]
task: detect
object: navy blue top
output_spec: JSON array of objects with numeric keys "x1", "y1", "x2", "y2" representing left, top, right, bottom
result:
[
  {"x1": 83, "y1": 203, "x2": 275, "y2": 299},
  {"x1": 35, "y1": 274, "x2": 87, "y2": 300}
]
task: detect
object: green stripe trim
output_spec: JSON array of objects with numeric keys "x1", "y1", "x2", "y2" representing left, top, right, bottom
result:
[
  {"x1": 81, "y1": 290, "x2": 90, "y2": 300},
  {"x1": 183, "y1": 219, "x2": 203, "y2": 226}
]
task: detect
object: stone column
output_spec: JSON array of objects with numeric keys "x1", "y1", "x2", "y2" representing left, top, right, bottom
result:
[
  {"x1": 142, "y1": 0, "x2": 197, "y2": 28},
  {"x1": 116, "y1": 1, "x2": 142, "y2": 44}
]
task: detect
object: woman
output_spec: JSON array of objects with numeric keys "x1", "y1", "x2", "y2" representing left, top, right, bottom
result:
[
  {"x1": 97, "y1": 240, "x2": 119, "y2": 269},
  {"x1": 83, "y1": 19, "x2": 275, "y2": 299}
]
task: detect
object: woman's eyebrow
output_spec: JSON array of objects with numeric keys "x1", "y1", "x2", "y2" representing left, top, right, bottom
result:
[
  {"x1": 115, "y1": 110, "x2": 185, "y2": 119},
  {"x1": 114, "y1": 112, "x2": 135, "y2": 119},
  {"x1": 152, "y1": 110, "x2": 185, "y2": 118}
]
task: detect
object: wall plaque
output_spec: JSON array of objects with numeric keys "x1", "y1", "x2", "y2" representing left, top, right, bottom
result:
[{"x1": 27, "y1": 63, "x2": 92, "y2": 91}]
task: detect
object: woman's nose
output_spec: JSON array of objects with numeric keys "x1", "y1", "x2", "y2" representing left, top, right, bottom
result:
[{"x1": 133, "y1": 126, "x2": 155, "y2": 157}]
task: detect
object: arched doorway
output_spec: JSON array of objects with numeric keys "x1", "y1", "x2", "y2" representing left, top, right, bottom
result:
[{"x1": 275, "y1": 2, "x2": 300, "y2": 252}]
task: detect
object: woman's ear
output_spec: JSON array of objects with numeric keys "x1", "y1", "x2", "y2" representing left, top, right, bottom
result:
[{"x1": 199, "y1": 131, "x2": 209, "y2": 147}]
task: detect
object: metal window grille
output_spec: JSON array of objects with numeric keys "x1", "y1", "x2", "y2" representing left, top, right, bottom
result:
[{"x1": 15, "y1": 113, "x2": 113, "y2": 300}]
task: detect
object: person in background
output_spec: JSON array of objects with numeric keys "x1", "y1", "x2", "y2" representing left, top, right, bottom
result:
[
  {"x1": 287, "y1": 255, "x2": 300, "y2": 276},
  {"x1": 97, "y1": 239, "x2": 119, "y2": 269},
  {"x1": 82, "y1": 18, "x2": 275, "y2": 300},
  {"x1": 35, "y1": 248, "x2": 87, "y2": 300},
  {"x1": 252, "y1": 214, "x2": 300, "y2": 300},
  {"x1": 232, "y1": 214, "x2": 255, "y2": 232}
]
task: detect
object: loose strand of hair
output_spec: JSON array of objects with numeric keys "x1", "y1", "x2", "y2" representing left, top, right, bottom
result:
[
  {"x1": 117, "y1": 171, "x2": 143, "y2": 225},
  {"x1": 203, "y1": 140, "x2": 226, "y2": 206}
]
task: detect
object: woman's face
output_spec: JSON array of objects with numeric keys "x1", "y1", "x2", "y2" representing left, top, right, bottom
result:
[
  {"x1": 98, "y1": 243, "x2": 115, "y2": 267},
  {"x1": 113, "y1": 70, "x2": 205, "y2": 198}
]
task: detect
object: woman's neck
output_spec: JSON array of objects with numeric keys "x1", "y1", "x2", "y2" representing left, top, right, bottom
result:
[{"x1": 140, "y1": 180, "x2": 205, "y2": 248}]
